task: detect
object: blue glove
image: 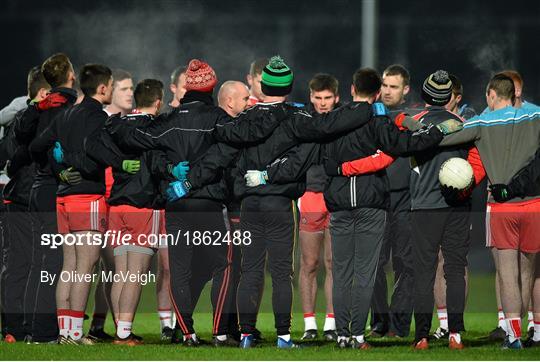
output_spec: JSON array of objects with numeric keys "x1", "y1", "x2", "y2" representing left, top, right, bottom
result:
[
  {"x1": 53, "y1": 141, "x2": 64, "y2": 164},
  {"x1": 166, "y1": 180, "x2": 191, "y2": 202},
  {"x1": 285, "y1": 101, "x2": 305, "y2": 108},
  {"x1": 372, "y1": 102, "x2": 388, "y2": 116},
  {"x1": 170, "y1": 161, "x2": 190, "y2": 181}
]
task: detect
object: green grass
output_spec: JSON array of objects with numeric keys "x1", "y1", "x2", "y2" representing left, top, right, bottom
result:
[{"x1": 2, "y1": 274, "x2": 538, "y2": 360}]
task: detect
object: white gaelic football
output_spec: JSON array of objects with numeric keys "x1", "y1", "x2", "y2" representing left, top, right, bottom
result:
[{"x1": 438, "y1": 157, "x2": 474, "y2": 190}]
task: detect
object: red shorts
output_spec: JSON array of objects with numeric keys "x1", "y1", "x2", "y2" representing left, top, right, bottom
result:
[
  {"x1": 108, "y1": 205, "x2": 165, "y2": 249},
  {"x1": 487, "y1": 198, "x2": 540, "y2": 253},
  {"x1": 57, "y1": 194, "x2": 108, "y2": 234},
  {"x1": 298, "y1": 191, "x2": 330, "y2": 232}
]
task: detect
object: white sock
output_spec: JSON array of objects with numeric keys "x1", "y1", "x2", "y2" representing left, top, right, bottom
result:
[
  {"x1": 70, "y1": 316, "x2": 84, "y2": 340},
  {"x1": 506, "y1": 317, "x2": 521, "y2": 343},
  {"x1": 437, "y1": 306, "x2": 448, "y2": 330},
  {"x1": 533, "y1": 321, "x2": 540, "y2": 342},
  {"x1": 278, "y1": 334, "x2": 291, "y2": 342},
  {"x1": 323, "y1": 313, "x2": 336, "y2": 331},
  {"x1": 497, "y1": 309, "x2": 507, "y2": 331},
  {"x1": 337, "y1": 335, "x2": 349, "y2": 342},
  {"x1": 449, "y1": 332, "x2": 461, "y2": 344},
  {"x1": 183, "y1": 333, "x2": 197, "y2": 341},
  {"x1": 215, "y1": 334, "x2": 227, "y2": 341},
  {"x1": 352, "y1": 335, "x2": 365, "y2": 343},
  {"x1": 58, "y1": 315, "x2": 70, "y2": 338},
  {"x1": 528, "y1": 310, "x2": 534, "y2": 330},
  {"x1": 303, "y1": 313, "x2": 317, "y2": 331},
  {"x1": 158, "y1": 309, "x2": 173, "y2": 330},
  {"x1": 116, "y1": 320, "x2": 132, "y2": 339}
]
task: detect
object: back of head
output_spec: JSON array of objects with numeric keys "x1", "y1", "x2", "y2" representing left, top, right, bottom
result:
[
  {"x1": 184, "y1": 59, "x2": 217, "y2": 93},
  {"x1": 261, "y1": 55, "x2": 294, "y2": 97},
  {"x1": 486, "y1": 73, "x2": 515, "y2": 102},
  {"x1": 218, "y1": 80, "x2": 238, "y2": 106},
  {"x1": 27, "y1": 65, "x2": 50, "y2": 99},
  {"x1": 309, "y1": 73, "x2": 339, "y2": 95},
  {"x1": 170, "y1": 65, "x2": 187, "y2": 86},
  {"x1": 112, "y1": 69, "x2": 132, "y2": 85},
  {"x1": 449, "y1": 74, "x2": 463, "y2": 96},
  {"x1": 499, "y1": 70, "x2": 523, "y2": 90},
  {"x1": 134, "y1": 79, "x2": 164, "y2": 108},
  {"x1": 421, "y1": 70, "x2": 452, "y2": 106},
  {"x1": 79, "y1": 64, "x2": 112, "y2": 97},
  {"x1": 249, "y1": 58, "x2": 269, "y2": 77},
  {"x1": 352, "y1": 68, "x2": 381, "y2": 97},
  {"x1": 383, "y1": 64, "x2": 410, "y2": 86},
  {"x1": 41, "y1": 53, "x2": 73, "y2": 88}
]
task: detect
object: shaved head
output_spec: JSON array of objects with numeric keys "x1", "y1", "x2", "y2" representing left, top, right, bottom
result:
[{"x1": 218, "y1": 80, "x2": 250, "y2": 116}]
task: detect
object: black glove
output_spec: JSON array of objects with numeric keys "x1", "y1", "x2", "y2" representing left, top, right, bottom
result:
[
  {"x1": 324, "y1": 158, "x2": 342, "y2": 176},
  {"x1": 489, "y1": 184, "x2": 514, "y2": 203},
  {"x1": 440, "y1": 184, "x2": 472, "y2": 206},
  {"x1": 59, "y1": 167, "x2": 82, "y2": 185}
]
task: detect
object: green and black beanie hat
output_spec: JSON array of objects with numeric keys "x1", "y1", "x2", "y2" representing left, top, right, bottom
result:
[{"x1": 261, "y1": 55, "x2": 294, "y2": 97}]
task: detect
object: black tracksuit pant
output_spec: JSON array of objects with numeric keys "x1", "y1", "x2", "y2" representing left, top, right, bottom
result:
[
  {"x1": 331, "y1": 207, "x2": 386, "y2": 337},
  {"x1": 237, "y1": 195, "x2": 297, "y2": 336},
  {"x1": 411, "y1": 206, "x2": 470, "y2": 341},
  {"x1": 3, "y1": 202, "x2": 34, "y2": 339},
  {"x1": 225, "y1": 206, "x2": 242, "y2": 338},
  {"x1": 370, "y1": 190, "x2": 414, "y2": 336},
  {"x1": 29, "y1": 183, "x2": 62, "y2": 342},
  {"x1": 166, "y1": 198, "x2": 233, "y2": 336},
  {"x1": 0, "y1": 197, "x2": 8, "y2": 336}
]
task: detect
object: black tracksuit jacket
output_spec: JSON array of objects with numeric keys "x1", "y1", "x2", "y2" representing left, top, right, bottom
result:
[
  {"x1": 186, "y1": 101, "x2": 374, "y2": 200},
  {"x1": 82, "y1": 112, "x2": 169, "y2": 209},
  {"x1": 105, "y1": 91, "x2": 288, "y2": 203},
  {"x1": 1, "y1": 108, "x2": 34, "y2": 205},
  {"x1": 29, "y1": 96, "x2": 110, "y2": 196},
  {"x1": 15, "y1": 87, "x2": 78, "y2": 190},
  {"x1": 265, "y1": 112, "x2": 445, "y2": 212}
]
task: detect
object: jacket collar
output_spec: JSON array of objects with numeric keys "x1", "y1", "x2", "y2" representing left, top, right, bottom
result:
[
  {"x1": 81, "y1": 96, "x2": 104, "y2": 110},
  {"x1": 50, "y1": 87, "x2": 78, "y2": 105},
  {"x1": 181, "y1": 91, "x2": 214, "y2": 106}
]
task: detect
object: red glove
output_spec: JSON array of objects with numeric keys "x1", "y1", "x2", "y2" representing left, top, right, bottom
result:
[
  {"x1": 37, "y1": 92, "x2": 68, "y2": 111},
  {"x1": 394, "y1": 112, "x2": 407, "y2": 130}
]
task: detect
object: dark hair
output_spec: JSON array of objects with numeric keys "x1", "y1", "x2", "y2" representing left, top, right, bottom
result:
[
  {"x1": 27, "y1": 66, "x2": 50, "y2": 99},
  {"x1": 249, "y1": 58, "x2": 268, "y2": 77},
  {"x1": 449, "y1": 74, "x2": 463, "y2": 96},
  {"x1": 309, "y1": 73, "x2": 339, "y2": 95},
  {"x1": 112, "y1": 69, "x2": 132, "y2": 85},
  {"x1": 352, "y1": 68, "x2": 382, "y2": 97},
  {"x1": 79, "y1": 64, "x2": 112, "y2": 97},
  {"x1": 170, "y1": 65, "x2": 187, "y2": 85},
  {"x1": 486, "y1": 73, "x2": 515, "y2": 102},
  {"x1": 499, "y1": 70, "x2": 523, "y2": 90},
  {"x1": 41, "y1": 53, "x2": 72, "y2": 88},
  {"x1": 383, "y1": 64, "x2": 410, "y2": 86},
  {"x1": 134, "y1": 79, "x2": 164, "y2": 108}
]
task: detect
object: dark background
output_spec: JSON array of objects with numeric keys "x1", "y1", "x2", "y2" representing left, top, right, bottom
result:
[
  {"x1": 2, "y1": 0, "x2": 539, "y2": 271},
  {"x1": 2, "y1": 0, "x2": 540, "y2": 111}
]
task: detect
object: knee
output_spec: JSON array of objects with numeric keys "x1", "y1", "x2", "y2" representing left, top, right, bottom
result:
[
  {"x1": 269, "y1": 264, "x2": 293, "y2": 283},
  {"x1": 240, "y1": 270, "x2": 265, "y2": 286},
  {"x1": 301, "y1": 256, "x2": 320, "y2": 275}
]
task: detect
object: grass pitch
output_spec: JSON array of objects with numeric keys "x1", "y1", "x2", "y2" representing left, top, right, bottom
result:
[{"x1": 2, "y1": 274, "x2": 538, "y2": 360}]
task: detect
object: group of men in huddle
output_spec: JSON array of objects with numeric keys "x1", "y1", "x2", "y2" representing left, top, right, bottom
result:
[{"x1": 0, "y1": 51, "x2": 539, "y2": 351}]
